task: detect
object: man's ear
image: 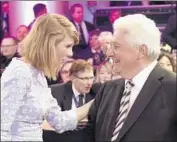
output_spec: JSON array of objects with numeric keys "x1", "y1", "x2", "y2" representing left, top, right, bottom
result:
[{"x1": 137, "y1": 44, "x2": 148, "y2": 60}]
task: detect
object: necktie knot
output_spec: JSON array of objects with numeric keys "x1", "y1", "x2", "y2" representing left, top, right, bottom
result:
[
  {"x1": 125, "y1": 80, "x2": 134, "y2": 91},
  {"x1": 79, "y1": 94, "x2": 84, "y2": 99}
]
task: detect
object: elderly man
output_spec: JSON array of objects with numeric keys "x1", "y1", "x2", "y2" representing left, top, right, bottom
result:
[{"x1": 88, "y1": 14, "x2": 177, "y2": 141}]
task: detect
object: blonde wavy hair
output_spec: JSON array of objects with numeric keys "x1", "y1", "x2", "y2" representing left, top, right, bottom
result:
[{"x1": 19, "y1": 14, "x2": 79, "y2": 80}]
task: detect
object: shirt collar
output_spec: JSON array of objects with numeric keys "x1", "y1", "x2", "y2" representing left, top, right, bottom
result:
[
  {"x1": 72, "y1": 83, "x2": 85, "y2": 97},
  {"x1": 125, "y1": 60, "x2": 157, "y2": 90},
  {"x1": 74, "y1": 21, "x2": 83, "y2": 26}
]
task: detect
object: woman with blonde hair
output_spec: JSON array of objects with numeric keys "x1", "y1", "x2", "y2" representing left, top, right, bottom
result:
[
  {"x1": 1, "y1": 14, "x2": 94, "y2": 141},
  {"x1": 95, "y1": 62, "x2": 113, "y2": 83}
]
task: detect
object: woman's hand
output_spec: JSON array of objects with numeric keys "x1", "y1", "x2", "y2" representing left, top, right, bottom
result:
[{"x1": 41, "y1": 120, "x2": 55, "y2": 131}]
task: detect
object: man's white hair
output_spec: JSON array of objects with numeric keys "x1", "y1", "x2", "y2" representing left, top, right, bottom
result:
[
  {"x1": 98, "y1": 31, "x2": 113, "y2": 43},
  {"x1": 113, "y1": 14, "x2": 161, "y2": 60}
]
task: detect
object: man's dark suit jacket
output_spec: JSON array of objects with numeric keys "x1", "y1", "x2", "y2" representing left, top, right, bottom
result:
[
  {"x1": 162, "y1": 14, "x2": 177, "y2": 50},
  {"x1": 71, "y1": 20, "x2": 95, "y2": 50},
  {"x1": 0, "y1": 53, "x2": 20, "y2": 77},
  {"x1": 98, "y1": 23, "x2": 113, "y2": 33},
  {"x1": 71, "y1": 20, "x2": 95, "y2": 36},
  {"x1": 72, "y1": 46, "x2": 93, "y2": 60},
  {"x1": 43, "y1": 82, "x2": 101, "y2": 142},
  {"x1": 88, "y1": 64, "x2": 177, "y2": 141}
]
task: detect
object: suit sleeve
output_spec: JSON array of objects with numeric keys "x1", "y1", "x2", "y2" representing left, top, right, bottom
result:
[
  {"x1": 50, "y1": 84, "x2": 64, "y2": 107},
  {"x1": 86, "y1": 82, "x2": 108, "y2": 141}
]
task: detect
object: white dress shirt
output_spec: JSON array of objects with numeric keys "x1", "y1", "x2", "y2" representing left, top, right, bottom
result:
[
  {"x1": 74, "y1": 21, "x2": 89, "y2": 43},
  {"x1": 71, "y1": 84, "x2": 86, "y2": 110},
  {"x1": 126, "y1": 60, "x2": 158, "y2": 114}
]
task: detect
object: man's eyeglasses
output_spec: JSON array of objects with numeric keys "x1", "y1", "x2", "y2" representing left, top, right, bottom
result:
[
  {"x1": 1, "y1": 44, "x2": 17, "y2": 49},
  {"x1": 75, "y1": 76, "x2": 95, "y2": 81}
]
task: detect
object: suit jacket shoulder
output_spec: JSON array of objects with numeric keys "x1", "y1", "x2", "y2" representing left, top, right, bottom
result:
[
  {"x1": 88, "y1": 79, "x2": 124, "y2": 118},
  {"x1": 50, "y1": 83, "x2": 71, "y2": 106},
  {"x1": 97, "y1": 23, "x2": 113, "y2": 33},
  {"x1": 85, "y1": 21, "x2": 95, "y2": 31},
  {"x1": 89, "y1": 82, "x2": 102, "y2": 97},
  {"x1": 159, "y1": 67, "x2": 176, "y2": 98}
]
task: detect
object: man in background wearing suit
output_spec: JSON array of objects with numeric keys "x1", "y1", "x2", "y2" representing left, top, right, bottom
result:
[
  {"x1": 162, "y1": 13, "x2": 177, "y2": 51},
  {"x1": 28, "y1": 3, "x2": 47, "y2": 30},
  {"x1": 70, "y1": 3, "x2": 95, "y2": 49},
  {"x1": 70, "y1": 3, "x2": 95, "y2": 64},
  {"x1": 43, "y1": 59, "x2": 101, "y2": 142},
  {"x1": 98, "y1": 9, "x2": 121, "y2": 33},
  {"x1": 88, "y1": 14, "x2": 177, "y2": 141}
]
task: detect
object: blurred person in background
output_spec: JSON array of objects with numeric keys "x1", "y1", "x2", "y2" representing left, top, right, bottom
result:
[
  {"x1": 87, "y1": 29, "x2": 105, "y2": 68},
  {"x1": 98, "y1": 9, "x2": 121, "y2": 33},
  {"x1": 98, "y1": 31, "x2": 114, "y2": 63},
  {"x1": 16, "y1": 25, "x2": 29, "y2": 43},
  {"x1": 0, "y1": 36, "x2": 19, "y2": 73},
  {"x1": 70, "y1": 3, "x2": 95, "y2": 49},
  {"x1": 95, "y1": 62, "x2": 113, "y2": 83},
  {"x1": 157, "y1": 51, "x2": 176, "y2": 73},
  {"x1": 162, "y1": 13, "x2": 177, "y2": 52},
  {"x1": 72, "y1": 29, "x2": 105, "y2": 68},
  {"x1": 28, "y1": 3, "x2": 47, "y2": 30},
  {"x1": 59, "y1": 60, "x2": 74, "y2": 83}
]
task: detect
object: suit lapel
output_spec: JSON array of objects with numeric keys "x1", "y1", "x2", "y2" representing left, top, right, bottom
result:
[
  {"x1": 85, "y1": 93, "x2": 94, "y2": 103},
  {"x1": 63, "y1": 82, "x2": 73, "y2": 110},
  {"x1": 117, "y1": 65, "x2": 165, "y2": 141},
  {"x1": 85, "y1": 86, "x2": 99, "y2": 103},
  {"x1": 71, "y1": 20, "x2": 77, "y2": 30},
  {"x1": 107, "y1": 79, "x2": 125, "y2": 140}
]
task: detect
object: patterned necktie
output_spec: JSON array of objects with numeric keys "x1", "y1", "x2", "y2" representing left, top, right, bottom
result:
[
  {"x1": 111, "y1": 80, "x2": 134, "y2": 141},
  {"x1": 78, "y1": 94, "x2": 84, "y2": 107}
]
